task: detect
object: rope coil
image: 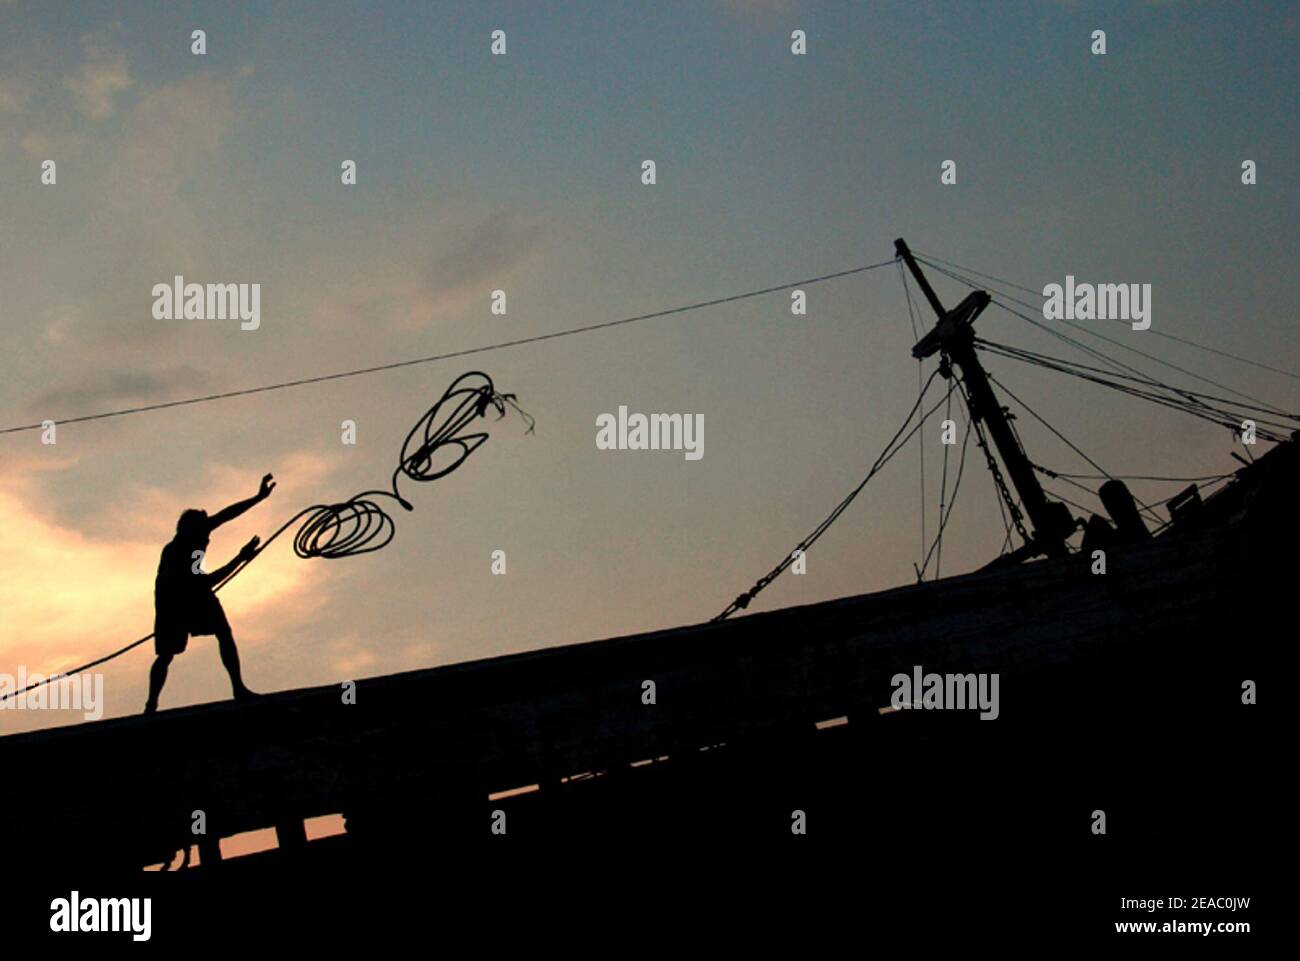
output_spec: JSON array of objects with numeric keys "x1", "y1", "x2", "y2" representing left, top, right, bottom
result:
[
  {"x1": 1, "y1": 371, "x2": 533, "y2": 702},
  {"x1": 225, "y1": 371, "x2": 535, "y2": 575}
]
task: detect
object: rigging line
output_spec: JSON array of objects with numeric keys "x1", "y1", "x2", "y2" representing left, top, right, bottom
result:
[
  {"x1": 911, "y1": 249, "x2": 1042, "y2": 298},
  {"x1": 973, "y1": 341, "x2": 1295, "y2": 439},
  {"x1": 914, "y1": 249, "x2": 1300, "y2": 382},
  {"x1": 933, "y1": 384, "x2": 955, "y2": 578},
  {"x1": 898, "y1": 261, "x2": 927, "y2": 563},
  {"x1": 1039, "y1": 487, "x2": 1096, "y2": 524},
  {"x1": 965, "y1": 393, "x2": 1031, "y2": 547},
  {"x1": 1144, "y1": 474, "x2": 1238, "y2": 536},
  {"x1": 1039, "y1": 468, "x2": 1103, "y2": 503},
  {"x1": 919, "y1": 386, "x2": 972, "y2": 581},
  {"x1": 1115, "y1": 324, "x2": 1300, "y2": 383},
  {"x1": 999, "y1": 294, "x2": 1283, "y2": 414},
  {"x1": 919, "y1": 257, "x2": 1285, "y2": 411},
  {"x1": 955, "y1": 378, "x2": 1014, "y2": 554},
  {"x1": 1033, "y1": 469, "x2": 1232, "y2": 484},
  {"x1": 985, "y1": 372, "x2": 1113, "y2": 480},
  {"x1": 990, "y1": 457, "x2": 1014, "y2": 554},
  {"x1": 971, "y1": 317, "x2": 1296, "y2": 436},
  {"x1": 975, "y1": 340, "x2": 1298, "y2": 431},
  {"x1": 713, "y1": 368, "x2": 950, "y2": 622},
  {"x1": 974, "y1": 338, "x2": 1300, "y2": 421},
  {"x1": 0, "y1": 259, "x2": 899, "y2": 436},
  {"x1": 987, "y1": 379, "x2": 1180, "y2": 528},
  {"x1": 921, "y1": 258, "x2": 1221, "y2": 397},
  {"x1": 919, "y1": 256, "x2": 1272, "y2": 433},
  {"x1": 918, "y1": 259, "x2": 1191, "y2": 402},
  {"x1": 898, "y1": 259, "x2": 923, "y2": 341},
  {"x1": 999, "y1": 501, "x2": 1020, "y2": 555},
  {"x1": 1036, "y1": 466, "x2": 1222, "y2": 525},
  {"x1": 925, "y1": 265, "x2": 1046, "y2": 318},
  {"x1": 990, "y1": 295, "x2": 1216, "y2": 406},
  {"x1": 1040, "y1": 470, "x2": 1164, "y2": 527},
  {"x1": 0, "y1": 371, "x2": 533, "y2": 703},
  {"x1": 985, "y1": 371, "x2": 1169, "y2": 525},
  {"x1": 1146, "y1": 473, "x2": 1236, "y2": 509}
]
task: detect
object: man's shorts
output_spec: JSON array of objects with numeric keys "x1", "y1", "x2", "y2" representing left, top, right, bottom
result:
[{"x1": 154, "y1": 598, "x2": 231, "y2": 656}]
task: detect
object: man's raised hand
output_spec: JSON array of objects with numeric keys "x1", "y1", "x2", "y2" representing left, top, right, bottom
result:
[{"x1": 258, "y1": 473, "x2": 276, "y2": 500}]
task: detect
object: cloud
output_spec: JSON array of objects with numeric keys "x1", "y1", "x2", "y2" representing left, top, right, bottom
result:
[
  {"x1": 326, "y1": 639, "x2": 377, "y2": 678},
  {"x1": 31, "y1": 366, "x2": 207, "y2": 417},
  {"x1": 121, "y1": 72, "x2": 235, "y2": 182},
  {"x1": 425, "y1": 211, "x2": 546, "y2": 305},
  {"x1": 377, "y1": 211, "x2": 548, "y2": 329},
  {"x1": 0, "y1": 452, "x2": 334, "y2": 677},
  {"x1": 53, "y1": 71, "x2": 243, "y2": 347},
  {"x1": 0, "y1": 488, "x2": 153, "y2": 672},
  {"x1": 63, "y1": 38, "x2": 133, "y2": 120}
]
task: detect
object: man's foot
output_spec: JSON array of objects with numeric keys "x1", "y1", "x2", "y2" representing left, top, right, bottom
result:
[
  {"x1": 143, "y1": 699, "x2": 158, "y2": 715},
  {"x1": 233, "y1": 686, "x2": 260, "y2": 703}
]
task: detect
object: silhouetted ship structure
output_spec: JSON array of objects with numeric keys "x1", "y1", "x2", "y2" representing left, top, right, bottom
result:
[{"x1": 5, "y1": 241, "x2": 1288, "y2": 871}]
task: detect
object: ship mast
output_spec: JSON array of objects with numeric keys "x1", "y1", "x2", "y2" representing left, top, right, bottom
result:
[{"x1": 895, "y1": 238, "x2": 1076, "y2": 560}]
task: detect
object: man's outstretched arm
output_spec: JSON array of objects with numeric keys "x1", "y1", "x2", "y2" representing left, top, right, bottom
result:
[
  {"x1": 209, "y1": 473, "x2": 276, "y2": 529},
  {"x1": 205, "y1": 537, "x2": 261, "y2": 587}
]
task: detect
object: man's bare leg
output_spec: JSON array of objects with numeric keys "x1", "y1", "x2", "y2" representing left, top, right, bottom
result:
[
  {"x1": 216, "y1": 626, "x2": 256, "y2": 700},
  {"x1": 145, "y1": 654, "x2": 173, "y2": 714}
]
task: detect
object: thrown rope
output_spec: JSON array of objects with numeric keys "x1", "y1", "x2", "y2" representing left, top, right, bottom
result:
[{"x1": 0, "y1": 371, "x2": 533, "y2": 702}]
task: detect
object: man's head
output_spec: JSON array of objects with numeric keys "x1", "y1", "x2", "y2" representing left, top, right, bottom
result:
[{"x1": 176, "y1": 509, "x2": 209, "y2": 547}]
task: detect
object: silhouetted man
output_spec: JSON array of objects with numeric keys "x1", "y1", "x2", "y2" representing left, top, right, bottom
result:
[{"x1": 144, "y1": 473, "x2": 276, "y2": 714}]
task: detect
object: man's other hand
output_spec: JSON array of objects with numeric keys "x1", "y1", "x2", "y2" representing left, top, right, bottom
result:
[
  {"x1": 258, "y1": 473, "x2": 276, "y2": 500},
  {"x1": 239, "y1": 536, "x2": 261, "y2": 562}
]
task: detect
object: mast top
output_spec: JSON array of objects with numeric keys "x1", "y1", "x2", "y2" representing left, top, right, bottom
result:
[{"x1": 894, "y1": 237, "x2": 1076, "y2": 559}]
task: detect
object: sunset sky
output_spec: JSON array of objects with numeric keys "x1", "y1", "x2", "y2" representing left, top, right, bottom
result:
[{"x1": 2, "y1": 0, "x2": 1297, "y2": 735}]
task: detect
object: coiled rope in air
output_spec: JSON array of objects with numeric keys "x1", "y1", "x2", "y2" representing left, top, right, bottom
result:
[{"x1": 0, "y1": 370, "x2": 533, "y2": 703}]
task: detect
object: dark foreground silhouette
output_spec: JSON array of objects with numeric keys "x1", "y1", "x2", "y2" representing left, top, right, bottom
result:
[{"x1": 144, "y1": 473, "x2": 276, "y2": 714}]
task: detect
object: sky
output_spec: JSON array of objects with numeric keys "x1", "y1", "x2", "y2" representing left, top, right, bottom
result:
[{"x1": 1, "y1": 0, "x2": 1297, "y2": 736}]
